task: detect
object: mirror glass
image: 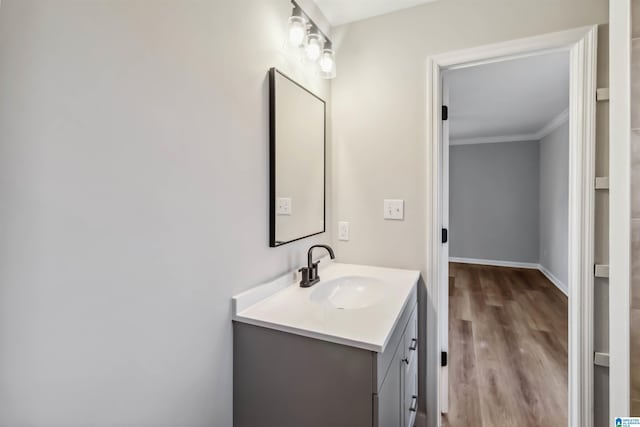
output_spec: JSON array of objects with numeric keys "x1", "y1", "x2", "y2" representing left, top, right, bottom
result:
[{"x1": 269, "y1": 68, "x2": 325, "y2": 247}]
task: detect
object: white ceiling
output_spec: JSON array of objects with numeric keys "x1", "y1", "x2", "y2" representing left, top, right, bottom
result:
[
  {"x1": 448, "y1": 52, "x2": 570, "y2": 144},
  {"x1": 314, "y1": 0, "x2": 440, "y2": 26}
]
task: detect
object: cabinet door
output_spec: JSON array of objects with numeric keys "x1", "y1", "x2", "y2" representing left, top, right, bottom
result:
[
  {"x1": 403, "y1": 356, "x2": 418, "y2": 427},
  {"x1": 403, "y1": 307, "x2": 418, "y2": 369},
  {"x1": 377, "y1": 342, "x2": 403, "y2": 427},
  {"x1": 402, "y1": 307, "x2": 419, "y2": 427}
]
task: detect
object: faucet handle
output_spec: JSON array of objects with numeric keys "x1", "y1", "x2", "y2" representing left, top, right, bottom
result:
[{"x1": 298, "y1": 266, "x2": 312, "y2": 287}]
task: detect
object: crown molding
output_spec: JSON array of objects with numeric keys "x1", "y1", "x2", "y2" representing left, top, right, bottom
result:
[
  {"x1": 535, "y1": 107, "x2": 570, "y2": 139},
  {"x1": 450, "y1": 107, "x2": 569, "y2": 146},
  {"x1": 450, "y1": 133, "x2": 538, "y2": 145}
]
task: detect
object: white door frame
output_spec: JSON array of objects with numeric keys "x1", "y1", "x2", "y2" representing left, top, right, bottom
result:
[
  {"x1": 425, "y1": 25, "x2": 597, "y2": 427},
  {"x1": 438, "y1": 76, "x2": 450, "y2": 415},
  {"x1": 609, "y1": 0, "x2": 632, "y2": 418}
]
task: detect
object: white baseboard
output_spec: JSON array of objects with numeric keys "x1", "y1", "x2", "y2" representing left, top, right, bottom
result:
[
  {"x1": 449, "y1": 257, "x2": 539, "y2": 270},
  {"x1": 449, "y1": 257, "x2": 568, "y2": 296},
  {"x1": 538, "y1": 264, "x2": 569, "y2": 296}
]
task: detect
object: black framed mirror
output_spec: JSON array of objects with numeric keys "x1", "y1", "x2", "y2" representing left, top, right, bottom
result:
[{"x1": 269, "y1": 68, "x2": 326, "y2": 247}]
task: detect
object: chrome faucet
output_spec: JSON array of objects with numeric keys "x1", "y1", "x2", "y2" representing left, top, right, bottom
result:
[{"x1": 299, "y1": 244, "x2": 335, "y2": 287}]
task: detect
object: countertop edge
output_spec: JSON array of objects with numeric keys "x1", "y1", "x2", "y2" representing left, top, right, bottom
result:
[{"x1": 232, "y1": 316, "x2": 384, "y2": 352}]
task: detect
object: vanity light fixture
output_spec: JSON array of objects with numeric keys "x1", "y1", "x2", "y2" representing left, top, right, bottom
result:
[
  {"x1": 287, "y1": 0, "x2": 336, "y2": 79},
  {"x1": 305, "y1": 32, "x2": 323, "y2": 61},
  {"x1": 287, "y1": 15, "x2": 306, "y2": 47},
  {"x1": 318, "y1": 46, "x2": 336, "y2": 79}
]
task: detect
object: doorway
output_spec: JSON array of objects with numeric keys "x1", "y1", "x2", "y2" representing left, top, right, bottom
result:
[
  {"x1": 424, "y1": 26, "x2": 597, "y2": 427},
  {"x1": 441, "y1": 51, "x2": 571, "y2": 426}
]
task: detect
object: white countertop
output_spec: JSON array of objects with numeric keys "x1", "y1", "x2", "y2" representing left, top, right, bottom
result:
[{"x1": 232, "y1": 261, "x2": 419, "y2": 352}]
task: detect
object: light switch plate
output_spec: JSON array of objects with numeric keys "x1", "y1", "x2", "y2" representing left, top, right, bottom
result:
[
  {"x1": 277, "y1": 197, "x2": 292, "y2": 215},
  {"x1": 384, "y1": 199, "x2": 404, "y2": 220},
  {"x1": 338, "y1": 221, "x2": 349, "y2": 241}
]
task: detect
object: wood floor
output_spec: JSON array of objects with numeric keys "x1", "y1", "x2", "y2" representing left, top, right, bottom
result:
[{"x1": 442, "y1": 263, "x2": 568, "y2": 427}]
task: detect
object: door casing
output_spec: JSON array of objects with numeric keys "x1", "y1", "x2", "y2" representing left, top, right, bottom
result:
[{"x1": 424, "y1": 25, "x2": 598, "y2": 427}]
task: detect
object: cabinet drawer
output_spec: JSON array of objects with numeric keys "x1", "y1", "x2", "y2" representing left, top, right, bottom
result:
[
  {"x1": 403, "y1": 357, "x2": 418, "y2": 427},
  {"x1": 403, "y1": 305, "x2": 418, "y2": 367}
]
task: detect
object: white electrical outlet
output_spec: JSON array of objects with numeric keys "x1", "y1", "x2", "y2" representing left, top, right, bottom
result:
[
  {"x1": 383, "y1": 199, "x2": 404, "y2": 220},
  {"x1": 277, "y1": 197, "x2": 292, "y2": 215},
  {"x1": 338, "y1": 221, "x2": 349, "y2": 241}
]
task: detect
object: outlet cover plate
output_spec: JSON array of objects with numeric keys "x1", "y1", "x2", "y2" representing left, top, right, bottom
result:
[
  {"x1": 338, "y1": 221, "x2": 349, "y2": 241},
  {"x1": 277, "y1": 197, "x2": 292, "y2": 215}
]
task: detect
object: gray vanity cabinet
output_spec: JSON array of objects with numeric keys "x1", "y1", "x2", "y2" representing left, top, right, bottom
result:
[
  {"x1": 376, "y1": 336, "x2": 403, "y2": 426},
  {"x1": 233, "y1": 289, "x2": 418, "y2": 427},
  {"x1": 375, "y1": 300, "x2": 418, "y2": 427}
]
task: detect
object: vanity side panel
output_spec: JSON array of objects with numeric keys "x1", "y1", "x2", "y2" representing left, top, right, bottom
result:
[
  {"x1": 233, "y1": 322, "x2": 374, "y2": 427},
  {"x1": 376, "y1": 341, "x2": 403, "y2": 427}
]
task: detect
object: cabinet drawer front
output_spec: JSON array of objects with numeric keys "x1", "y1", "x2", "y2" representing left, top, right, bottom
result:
[
  {"x1": 403, "y1": 305, "x2": 418, "y2": 368},
  {"x1": 376, "y1": 344, "x2": 403, "y2": 427},
  {"x1": 403, "y1": 358, "x2": 418, "y2": 427}
]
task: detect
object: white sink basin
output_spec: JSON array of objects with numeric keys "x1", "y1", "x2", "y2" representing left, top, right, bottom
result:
[{"x1": 310, "y1": 276, "x2": 386, "y2": 309}]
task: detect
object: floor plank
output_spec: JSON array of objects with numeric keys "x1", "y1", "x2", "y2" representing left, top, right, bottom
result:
[{"x1": 443, "y1": 263, "x2": 568, "y2": 427}]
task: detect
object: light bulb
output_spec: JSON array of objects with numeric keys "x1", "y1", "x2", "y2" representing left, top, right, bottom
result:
[
  {"x1": 319, "y1": 53, "x2": 333, "y2": 72},
  {"x1": 319, "y1": 48, "x2": 336, "y2": 79},
  {"x1": 305, "y1": 33, "x2": 322, "y2": 61},
  {"x1": 288, "y1": 16, "x2": 306, "y2": 47}
]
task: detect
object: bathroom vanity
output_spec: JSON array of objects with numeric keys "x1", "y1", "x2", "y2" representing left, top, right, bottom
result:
[
  {"x1": 232, "y1": 261, "x2": 419, "y2": 427},
  {"x1": 252, "y1": 67, "x2": 420, "y2": 426}
]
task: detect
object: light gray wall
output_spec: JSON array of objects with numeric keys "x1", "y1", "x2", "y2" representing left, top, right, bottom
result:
[
  {"x1": 0, "y1": 1, "x2": 331, "y2": 425},
  {"x1": 449, "y1": 141, "x2": 540, "y2": 264},
  {"x1": 448, "y1": 124, "x2": 570, "y2": 285},
  {"x1": 539, "y1": 121, "x2": 570, "y2": 290},
  {"x1": 330, "y1": 1, "x2": 607, "y2": 424}
]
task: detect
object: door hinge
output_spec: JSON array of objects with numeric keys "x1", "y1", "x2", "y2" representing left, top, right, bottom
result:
[
  {"x1": 441, "y1": 351, "x2": 448, "y2": 367},
  {"x1": 442, "y1": 228, "x2": 448, "y2": 244},
  {"x1": 442, "y1": 105, "x2": 448, "y2": 121}
]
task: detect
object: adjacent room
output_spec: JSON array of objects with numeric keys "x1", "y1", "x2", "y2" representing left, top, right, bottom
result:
[{"x1": 442, "y1": 52, "x2": 570, "y2": 426}]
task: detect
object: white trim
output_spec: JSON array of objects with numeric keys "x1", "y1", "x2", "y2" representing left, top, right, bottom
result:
[
  {"x1": 567, "y1": 25, "x2": 597, "y2": 427},
  {"x1": 609, "y1": 0, "x2": 632, "y2": 417},
  {"x1": 439, "y1": 75, "x2": 450, "y2": 414},
  {"x1": 450, "y1": 133, "x2": 538, "y2": 146},
  {"x1": 449, "y1": 256, "x2": 539, "y2": 269},
  {"x1": 538, "y1": 263, "x2": 569, "y2": 296},
  {"x1": 431, "y1": 27, "x2": 592, "y2": 69},
  {"x1": 449, "y1": 257, "x2": 569, "y2": 296},
  {"x1": 450, "y1": 108, "x2": 569, "y2": 145},
  {"x1": 426, "y1": 26, "x2": 597, "y2": 427}
]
